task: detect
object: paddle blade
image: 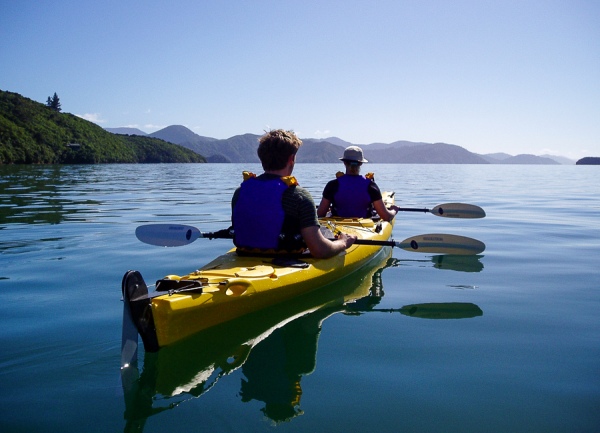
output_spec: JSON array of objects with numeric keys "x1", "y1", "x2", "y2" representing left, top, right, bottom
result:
[
  {"x1": 397, "y1": 233, "x2": 486, "y2": 255},
  {"x1": 430, "y1": 203, "x2": 486, "y2": 219},
  {"x1": 135, "y1": 224, "x2": 201, "y2": 247}
]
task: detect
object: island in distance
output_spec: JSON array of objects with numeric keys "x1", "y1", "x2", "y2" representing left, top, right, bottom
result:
[
  {"x1": 576, "y1": 157, "x2": 600, "y2": 165},
  {"x1": 106, "y1": 125, "x2": 577, "y2": 165}
]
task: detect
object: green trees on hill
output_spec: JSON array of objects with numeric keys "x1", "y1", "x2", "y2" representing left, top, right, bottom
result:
[
  {"x1": 0, "y1": 90, "x2": 206, "y2": 164},
  {"x1": 46, "y1": 92, "x2": 61, "y2": 112}
]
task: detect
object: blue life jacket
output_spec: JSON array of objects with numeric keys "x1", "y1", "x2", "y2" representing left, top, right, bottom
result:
[
  {"x1": 333, "y1": 174, "x2": 373, "y2": 218},
  {"x1": 233, "y1": 175, "x2": 295, "y2": 251}
]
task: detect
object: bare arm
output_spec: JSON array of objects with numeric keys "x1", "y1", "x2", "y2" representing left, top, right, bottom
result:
[
  {"x1": 301, "y1": 225, "x2": 356, "y2": 259},
  {"x1": 373, "y1": 199, "x2": 398, "y2": 222},
  {"x1": 316, "y1": 197, "x2": 331, "y2": 218}
]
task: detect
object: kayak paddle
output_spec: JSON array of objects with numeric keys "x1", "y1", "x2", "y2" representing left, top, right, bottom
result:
[
  {"x1": 396, "y1": 203, "x2": 486, "y2": 219},
  {"x1": 353, "y1": 233, "x2": 485, "y2": 255},
  {"x1": 135, "y1": 224, "x2": 485, "y2": 255},
  {"x1": 135, "y1": 224, "x2": 232, "y2": 247}
]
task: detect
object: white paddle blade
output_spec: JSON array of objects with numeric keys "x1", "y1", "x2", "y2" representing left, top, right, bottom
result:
[
  {"x1": 430, "y1": 203, "x2": 486, "y2": 219},
  {"x1": 135, "y1": 224, "x2": 201, "y2": 247},
  {"x1": 398, "y1": 233, "x2": 485, "y2": 255}
]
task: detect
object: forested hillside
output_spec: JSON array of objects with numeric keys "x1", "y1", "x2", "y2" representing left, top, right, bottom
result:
[{"x1": 0, "y1": 90, "x2": 206, "y2": 164}]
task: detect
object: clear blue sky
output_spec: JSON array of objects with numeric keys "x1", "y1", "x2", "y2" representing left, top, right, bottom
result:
[{"x1": 2, "y1": 0, "x2": 599, "y2": 159}]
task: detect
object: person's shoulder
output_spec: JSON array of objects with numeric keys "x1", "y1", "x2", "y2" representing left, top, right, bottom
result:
[
  {"x1": 286, "y1": 184, "x2": 314, "y2": 201},
  {"x1": 368, "y1": 181, "x2": 382, "y2": 191},
  {"x1": 290, "y1": 184, "x2": 312, "y2": 197},
  {"x1": 323, "y1": 177, "x2": 339, "y2": 190}
]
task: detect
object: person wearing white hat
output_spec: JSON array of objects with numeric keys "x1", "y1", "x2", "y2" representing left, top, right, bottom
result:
[{"x1": 317, "y1": 146, "x2": 398, "y2": 221}]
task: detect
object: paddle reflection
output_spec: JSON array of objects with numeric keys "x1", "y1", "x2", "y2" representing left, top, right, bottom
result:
[
  {"x1": 121, "y1": 249, "x2": 483, "y2": 430},
  {"x1": 398, "y1": 302, "x2": 483, "y2": 319},
  {"x1": 396, "y1": 254, "x2": 484, "y2": 273},
  {"x1": 431, "y1": 254, "x2": 484, "y2": 272}
]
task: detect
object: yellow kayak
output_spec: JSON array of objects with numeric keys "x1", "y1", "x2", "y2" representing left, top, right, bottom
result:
[
  {"x1": 123, "y1": 248, "x2": 394, "y2": 412},
  {"x1": 122, "y1": 192, "x2": 396, "y2": 352}
]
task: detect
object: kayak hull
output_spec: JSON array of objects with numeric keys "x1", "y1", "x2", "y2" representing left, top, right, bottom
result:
[{"x1": 123, "y1": 193, "x2": 395, "y2": 351}]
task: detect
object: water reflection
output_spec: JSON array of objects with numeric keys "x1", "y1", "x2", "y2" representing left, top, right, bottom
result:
[
  {"x1": 430, "y1": 254, "x2": 484, "y2": 272},
  {"x1": 0, "y1": 164, "x2": 239, "y2": 229},
  {"x1": 122, "y1": 250, "x2": 483, "y2": 430},
  {"x1": 398, "y1": 302, "x2": 483, "y2": 319},
  {"x1": 397, "y1": 254, "x2": 484, "y2": 273},
  {"x1": 0, "y1": 165, "x2": 102, "y2": 225}
]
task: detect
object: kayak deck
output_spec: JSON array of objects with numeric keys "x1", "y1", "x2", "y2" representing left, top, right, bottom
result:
[{"x1": 123, "y1": 192, "x2": 395, "y2": 351}]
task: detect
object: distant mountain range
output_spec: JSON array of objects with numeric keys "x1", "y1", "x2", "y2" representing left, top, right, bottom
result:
[{"x1": 105, "y1": 126, "x2": 575, "y2": 164}]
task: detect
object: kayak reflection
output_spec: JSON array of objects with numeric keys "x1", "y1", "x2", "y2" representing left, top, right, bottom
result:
[{"x1": 122, "y1": 248, "x2": 483, "y2": 429}]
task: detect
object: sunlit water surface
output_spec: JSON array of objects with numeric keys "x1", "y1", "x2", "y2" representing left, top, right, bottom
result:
[{"x1": 1, "y1": 164, "x2": 598, "y2": 432}]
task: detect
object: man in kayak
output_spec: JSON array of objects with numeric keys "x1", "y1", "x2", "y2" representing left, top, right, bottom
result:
[
  {"x1": 317, "y1": 146, "x2": 398, "y2": 221},
  {"x1": 232, "y1": 129, "x2": 356, "y2": 258}
]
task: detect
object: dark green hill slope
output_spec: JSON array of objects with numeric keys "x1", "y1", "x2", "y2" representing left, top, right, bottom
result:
[
  {"x1": 0, "y1": 90, "x2": 206, "y2": 164},
  {"x1": 576, "y1": 157, "x2": 600, "y2": 165}
]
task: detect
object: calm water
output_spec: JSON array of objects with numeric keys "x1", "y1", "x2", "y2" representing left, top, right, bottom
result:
[{"x1": 1, "y1": 163, "x2": 599, "y2": 433}]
